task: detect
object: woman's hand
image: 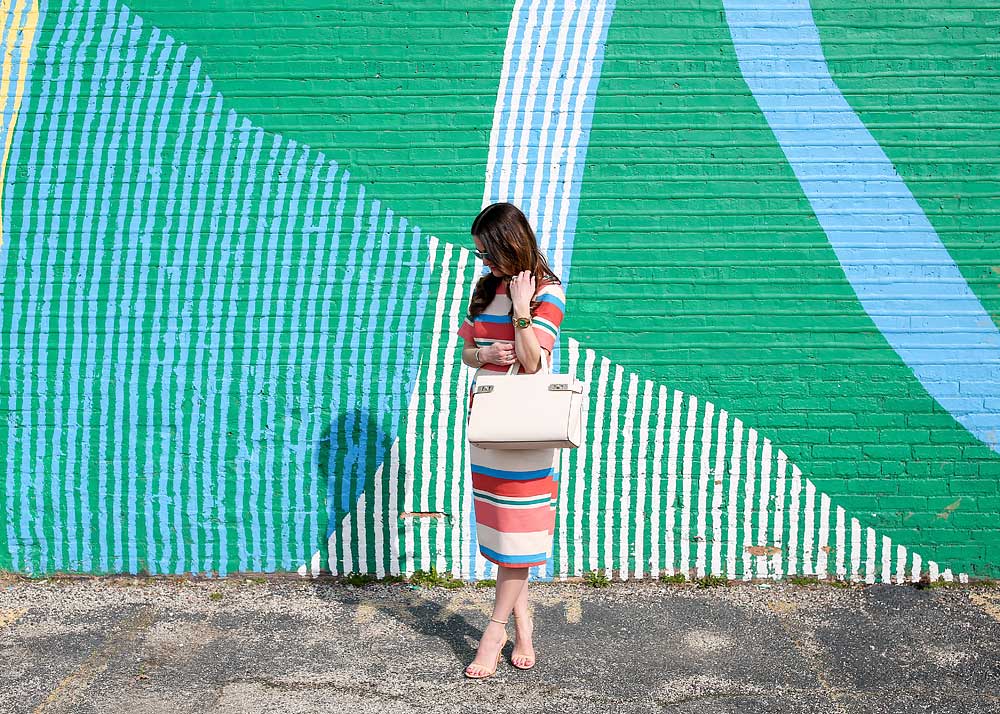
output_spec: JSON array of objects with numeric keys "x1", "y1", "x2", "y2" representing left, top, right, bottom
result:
[
  {"x1": 508, "y1": 270, "x2": 535, "y2": 315},
  {"x1": 481, "y1": 342, "x2": 516, "y2": 365}
]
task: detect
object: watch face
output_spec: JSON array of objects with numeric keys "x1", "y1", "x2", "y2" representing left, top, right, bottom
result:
[{"x1": 515, "y1": 317, "x2": 531, "y2": 328}]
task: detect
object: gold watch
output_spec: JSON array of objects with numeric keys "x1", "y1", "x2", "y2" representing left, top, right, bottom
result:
[{"x1": 512, "y1": 315, "x2": 532, "y2": 329}]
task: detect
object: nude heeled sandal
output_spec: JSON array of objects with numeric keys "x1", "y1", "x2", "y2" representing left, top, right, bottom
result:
[
  {"x1": 464, "y1": 617, "x2": 509, "y2": 679},
  {"x1": 511, "y1": 614, "x2": 536, "y2": 670}
]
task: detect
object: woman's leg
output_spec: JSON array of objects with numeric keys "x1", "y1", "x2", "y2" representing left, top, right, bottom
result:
[
  {"x1": 511, "y1": 576, "x2": 535, "y2": 666},
  {"x1": 465, "y1": 565, "x2": 527, "y2": 675}
]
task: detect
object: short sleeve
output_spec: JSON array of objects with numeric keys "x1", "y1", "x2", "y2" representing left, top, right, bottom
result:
[
  {"x1": 457, "y1": 314, "x2": 475, "y2": 340},
  {"x1": 530, "y1": 281, "x2": 566, "y2": 352}
]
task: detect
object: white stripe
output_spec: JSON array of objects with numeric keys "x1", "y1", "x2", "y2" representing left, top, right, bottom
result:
[
  {"x1": 588, "y1": 356, "x2": 609, "y2": 573},
  {"x1": 680, "y1": 395, "x2": 697, "y2": 578},
  {"x1": 528, "y1": 0, "x2": 578, "y2": 226},
  {"x1": 553, "y1": 0, "x2": 609, "y2": 279},
  {"x1": 512, "y1": 0, "x2": 557, "y2": 208},
  {"x1": 816, "y1": 492, "x2": 831, "y2": 579},
  {"x1": 618, "y1": 371, "x2": 637, "y2": 579},
  {"x1": 498, "y1": 0, "x2": 543, "y2": 201},
  {"x1": 742, "y1": 427, "x2": 757, "y2": 580},
  {"x1": 895, "y1": 544, "x2": 906, "y2": 585},
  {"x1": 881, "y1": 535, "x2": 892, "y2": 585},
  {"x1": 726, "y1": 418, "x2": 743, "y2": 579},
  {"x1": 850, "y1": 516, "x2": 861, "y2": 582},
  {"x1": 540, "y1": 0, "x2": 594, "y2": 269},
  {"x1": 771, "y1": 448, "x2": 787, "y2": 579},
  {"x1": 711, "y1": 409, "x2": 728, "y2": 577},
  {"x1": 911, "y1": 552, "x2": 922, "y2": 583},
  {"x1": 650, "y1": 385, "x2": 667, "y2": 578},
  {"x1": 696, "y1": 401, "x2": 713, "y2": 578},
  {"x1": 835, "y1": 505, "x2": 846, "y2": 579},
  {"x1": 578, "y1": 348, "x2": 594, "y2": 576},
  {"x1": 866, "y1": 527, "x2": 877, "y2": 584},
  {"x1": 664, "y1": 390, "x2": 683, "y2": 576},
  {"x1": 605, "y1": 363, "x2": 623, "y2": 576},
  {"x1": 482, "y1": 0, "x2": 524, "y2": 205},
  {"x1": 634, "y1": 379, "x2": 653, "y2": 579},
  {"x1": 803, "y1": 480, "x2": 816, "y2": 576},
  {"x1": 756, "y1": 437, "x2": 772, "y2": 579},
  {"x1": 787, "y1": 464, "x2": 801, "y2": 576}
]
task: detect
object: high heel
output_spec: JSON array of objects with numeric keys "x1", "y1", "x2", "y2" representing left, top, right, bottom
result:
[
  {"x1": 464, "y1": 618, "x2": 508, "y2": 679},
  {"x1": 511, "y1": 614, "x2": 536, "y2": 670}
]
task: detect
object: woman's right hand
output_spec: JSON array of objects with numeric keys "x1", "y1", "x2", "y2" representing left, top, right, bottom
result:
[{"x1": 481, "y1": 342, "x2": 516, "y2": 366}]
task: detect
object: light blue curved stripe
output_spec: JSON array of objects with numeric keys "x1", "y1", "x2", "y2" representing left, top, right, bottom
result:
[{"x1": 722, "y1": 0, "x2": 1000, "y2": 456}]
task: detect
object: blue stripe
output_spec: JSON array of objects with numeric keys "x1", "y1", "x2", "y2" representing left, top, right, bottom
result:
[
  {"x1": 232, "y1": 122, "x2": 266, "y2": 572},
  {"x1": 480, "y1": 544, "x2": 548, "y2": 565},
  {"x1": 132, "y1": 29, "x2": 178, "y2": 574},
  {"x1": 474, "y1": 313, "x2": 512, "y2": 324},
  {"x1": 534, "y1": 293, "x2": 565, "y2": 312},
  {"x1": 159, "y1": 52, "x2": 199, "y2": 575},
  {"x1": 7, "y1": 1, "x2": 66, "y2": 573},
  {"x1": 722, "y1": 0, "x2": 1000, "y2": 456},
  {"x1": 61, "y1": 5, "x2": 106, "y2": 574},
  {"x1": 470, "y1": 463, "x2": 556, "y2": 480}
]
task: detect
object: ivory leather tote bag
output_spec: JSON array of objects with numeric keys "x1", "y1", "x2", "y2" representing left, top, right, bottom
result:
[{"x1": 466, "y1": 352, "x2": 586, "y2": 450}]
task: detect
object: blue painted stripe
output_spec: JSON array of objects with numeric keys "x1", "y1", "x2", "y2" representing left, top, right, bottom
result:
[
  {"x1": 146, "y1": 38, "x2": 187, "y2": 574},
  {"x1": 99, "y1": 8, "x2": 143, "y2": 573},
  {"x1": 230, "y1": 121, "x2": 266, "y2": 573},
  {"x1": 128, "y1": 29, "x2": 176, "y2": 574},
  {"x1": 316, "y1": 167, "x2": 349, "y2": 573},
  {"x1": 268, "y1": 143, "x2": 310, "y2": 571},
  {"x1": 6, "y1": 0, "x2": 66, "y2": 574},
  {"x1": 722, "y1": 0, "x2": 1000, "y2": 455},
  {"x1": 57, "y1": 5, "x2": 106, "y2": 574},
  {"x1": 206, "y1": 108, "x2": 245, "y2": 576},
  {"x1": 288, "y1": 153, "x2": 324, "y2": 571},
  {"x1": 479, "y1": 544, "x2": 548, "y2": 565},
  {"x1": 86, "y1": 7, "x2": 130, "y2": 573},
  {"x1": 470, "y1": 463, "x2": 557, "y2": 480},
  {"x1": 158, "y1": 53, "x2": 199, "y2": 575}
]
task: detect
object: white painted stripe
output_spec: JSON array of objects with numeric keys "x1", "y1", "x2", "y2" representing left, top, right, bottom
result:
[
  {"x1": 696, "y1": 401, "x2": 713, "y2": 578},
  {"x1": 816, "y1": 492, "x2": 831, "y2": 579},
  {"x1": 756, "y1": 437, "x2": 772, "y2": 579},
  {"x1": 711, "y1": 409, "x2": 728, "y2": 577},
  {"x1": 850, "y1": 516, "x2": 861, "y2": 582},
  {"x1": 881, "y1": 535, "x2": 892, "y2": 585},
  {"x1": 787, "y1": 464, "x2": 801, "y2": 576},
  {"x1": 835, "y1": 505, "x2": 846, "y2": 579},
  {"x1": 588, "y1": 356, "x2": 609, "y2": 573},
  {"x1": 605, "y1": 363, "x2": 623, "y2": 575},
  {"x1": 742, "y1": 427, "x2": 758, "y2": 580},
  {"x1": 577, "y1": 346, "x2": 595, "y2": 577},
  {"x1": 726, "y1": 418, "x2": 744, "y2": 579},
  {"x1": 772, "y1": 448, "x2": 787, "y2": 579},
  {"x1": 618, "y1": 371, "x2": 637, "y2": 579},
  {"x1": 680, "y1": 395, "x2": 697, "y2": 578},
  {"x1": 650, "y1": 385, "x2": 667, "y2": 578},
  {"x1": 634, "y1": 379, "x2": 653, "y2": 579},
  {"x1": 665, "y1": 389, "x2": 682, "y2": 576},
  {"x1": 803, "y1": 479, "x2": 816, "y2": 576}
]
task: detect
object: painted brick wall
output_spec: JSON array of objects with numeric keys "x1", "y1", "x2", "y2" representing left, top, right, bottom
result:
[{"x1": 1, "y1": 0, "x2": 998, "y2": 582}]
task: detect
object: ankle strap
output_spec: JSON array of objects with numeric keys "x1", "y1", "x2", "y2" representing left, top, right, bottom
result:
[{"x1": 490, "y1": 617, "x2": 508, "y2": 625}]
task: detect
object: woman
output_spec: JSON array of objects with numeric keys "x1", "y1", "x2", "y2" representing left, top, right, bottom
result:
[{"x1": 455, "y1": 202, "x2": 567, "y2": 678}]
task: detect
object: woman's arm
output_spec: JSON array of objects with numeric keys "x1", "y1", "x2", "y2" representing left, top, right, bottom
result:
[
  {"x1": 512, "y1": 310, "x2": 548, "y2": 374},
  {"x1": 461, "y1": 337, "x2": 484, "y2": 368}
]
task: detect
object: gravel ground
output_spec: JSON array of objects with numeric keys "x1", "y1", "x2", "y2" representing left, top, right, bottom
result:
[{"x1": 1, "y1": 575, "x2": 999, "y2": 713}]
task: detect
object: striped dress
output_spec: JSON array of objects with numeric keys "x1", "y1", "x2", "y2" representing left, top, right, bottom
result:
[{"x1": 456, "y1": 276, "x2": 567, "y2": 568}]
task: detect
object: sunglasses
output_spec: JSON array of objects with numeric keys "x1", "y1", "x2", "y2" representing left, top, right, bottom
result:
[{"x1": 473, "y1": 248, "x2": 492, "y2": 260}]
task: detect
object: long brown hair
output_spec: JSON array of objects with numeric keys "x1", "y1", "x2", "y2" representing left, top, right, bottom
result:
[{"x1": 466, "y1": 202, "x2": 562, "y2": 321}]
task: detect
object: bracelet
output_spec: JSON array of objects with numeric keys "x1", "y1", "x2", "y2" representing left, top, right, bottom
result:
[{"x1": 474, "y1": 347, "x2": 482, "y2": 366}]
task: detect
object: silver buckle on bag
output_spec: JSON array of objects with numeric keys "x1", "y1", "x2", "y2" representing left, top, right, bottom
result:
[
  {"x1": 549, "y1": 383, "x2": 569, "y2": 391},
  {"x1": 474, "y1": 385, "x2": 494, "y2": 394}
]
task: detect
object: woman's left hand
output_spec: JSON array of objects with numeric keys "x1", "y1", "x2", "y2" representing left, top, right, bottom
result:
[{"x1": 508, "y1": 270, "x2": 535, "y2": 314}]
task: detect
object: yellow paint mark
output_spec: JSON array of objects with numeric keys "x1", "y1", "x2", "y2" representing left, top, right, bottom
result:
[
  {"x1": 0, "y1": 607, "x2": 26, "y2": 628},
  {"x1": 768, "y1": 600, "x2": 798, "y2": 615},
  {"x1": 353, "y1": 602, "x2": 377, "y2": 625},
  {"x1": 564, "y1": 598, "x2": 582, "y2": 624},
  {"x1": 935, "y1": 498, "x2": 962, "y2": 520},
  {"x1": 34, "y1": 608, "x2": 155, "y2": 713},
  {"x1": 0, "y1": 0, "x2": 40, "y2": 249}
]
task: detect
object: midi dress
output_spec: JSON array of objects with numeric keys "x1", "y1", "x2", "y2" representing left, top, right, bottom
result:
[{"x1": 456, "y1": 276, "x2": 567, "y2": 568}]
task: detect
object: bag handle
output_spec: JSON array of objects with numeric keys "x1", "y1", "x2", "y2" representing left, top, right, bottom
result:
[{"x1": 505, "y1": 349, "x2": 552, "y2": 376}]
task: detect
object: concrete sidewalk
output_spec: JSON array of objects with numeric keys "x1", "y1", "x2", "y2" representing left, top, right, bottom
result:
[{"x1": 1, "y1": 575, "x2": 998, "y2": 713}]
